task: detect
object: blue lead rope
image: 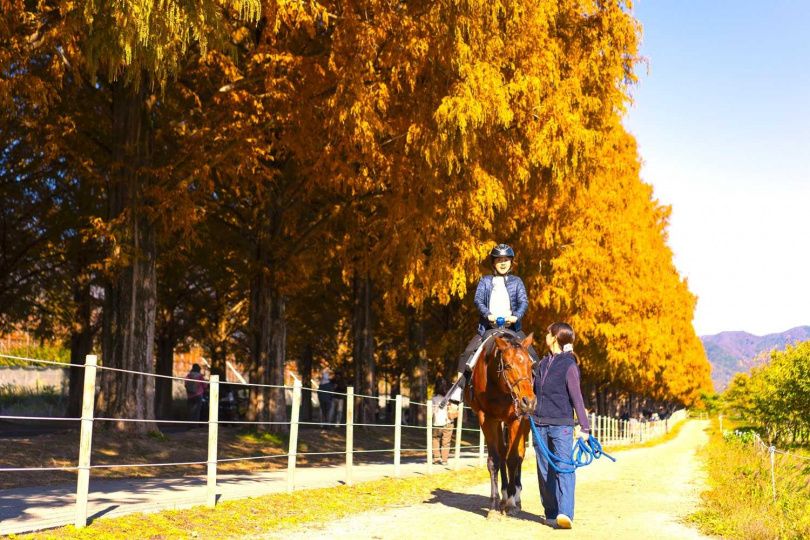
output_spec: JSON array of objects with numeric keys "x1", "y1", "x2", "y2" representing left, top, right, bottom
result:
[{"x1": 528, "y1": 415, "x2": 616, "y2": 474}]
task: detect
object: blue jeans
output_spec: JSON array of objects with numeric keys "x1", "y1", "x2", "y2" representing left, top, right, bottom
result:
[{"x1": 534, "y1": 425, "x2": 576, "y2": 520}]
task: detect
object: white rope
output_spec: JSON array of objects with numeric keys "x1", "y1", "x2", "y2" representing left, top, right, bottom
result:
[
  {"x1": 297, "y1": 421, "x2": 347, "y2": 426},
  {"x1": 310, "y1": 388, "x2": 349, "y2": 397},
  {"x1": 94, "y1": 364, "x2": 292, "y2": 390},
  {"x1": 216, "y1": 420, "x2": 289, "y2": 425},
  {"x1": 218, "y1": 380, "x2": 291, "y2": 390},
  {"x1": 0, "y1": 415, "x2": 79, "y2": 421},
  {"x1": 0, "y1": 465, "x2": 78, "y2": 472},
  {"x1": 352, "y1": 392, "x2": 395, "y2": 401},
  {"x1": 216, "y1": 454, "x2": 288, "y2": 463},
  {"x1": 0, "y1": 354, "x2": 74, "y2": 368},
  {"x1": 773, "y1": 448, "x2": 810, "y2": 460},
  {"x1": 94, "y1": 417, "x2": 209, "y2": 425},
  {"x1": 90, "y1": 460, "x2": 208, "y2": 469},
  {"x1": 352, "y1": 423, "x2": 396, "y2": 428}
]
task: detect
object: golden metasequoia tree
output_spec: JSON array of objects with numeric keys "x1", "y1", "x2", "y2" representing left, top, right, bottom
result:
[
  {"x1": 519, "y1": 125, "x2": 713, "y2": 410},
  {"x1": 3, "y1": 0, "x2": 261, "y2": 432}
]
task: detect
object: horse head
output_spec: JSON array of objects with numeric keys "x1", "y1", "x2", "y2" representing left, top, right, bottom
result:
[{"x1": 492, "y1": 333, "x2": 537, "y2": 416}]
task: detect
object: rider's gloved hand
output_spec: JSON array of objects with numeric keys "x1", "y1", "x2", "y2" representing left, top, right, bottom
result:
[
  {"x1": 506, "y1": 316, "x2": 518, "y2": 324},
  {"x1": 578, "y1": 431, "x2": 590, "y2": 442},
  {"x1": 487, "y1": 314, "x2": 497, "y2": 323}
]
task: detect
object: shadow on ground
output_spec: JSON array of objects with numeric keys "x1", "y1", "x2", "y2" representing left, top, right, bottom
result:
[{"x1": 425, "y1": 488, "x2": 545, "y2": 524}]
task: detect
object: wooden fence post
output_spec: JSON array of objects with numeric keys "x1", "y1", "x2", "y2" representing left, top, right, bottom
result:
[
  {"x1": 426, "y1": 401, "x2": 433, "y2": 475},
  {"x1": 346, "y1": 387, "x2": 354, "y2": 486},
  {"x1": 206, "y1": 375, "x2": 219, "y2": 507},
  {"x1": 286, "y1": 379, "x2": 302, "y2": 493},
  {"x1": 453, "y1": 402, "x2": 464, "y2": 471},
  {"x1": 394, "y1": 394, "x2": 403, "y2": 477},
  {"x1": 75, "y1": 354, "x2": 98, "y2": 529}
]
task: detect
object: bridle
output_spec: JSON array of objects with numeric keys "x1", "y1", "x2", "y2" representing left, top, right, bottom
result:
[{"x1": 495, "y1": 343, "x2": 533, "y2": 417}]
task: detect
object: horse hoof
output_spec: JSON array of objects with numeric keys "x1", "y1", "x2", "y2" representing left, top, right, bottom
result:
[
  {"x1": 506, "y1": 505, "x2": 520, "y2": 517},
  {"x1": 487, "y1": 510, "x2": 501, "y2": 521}
]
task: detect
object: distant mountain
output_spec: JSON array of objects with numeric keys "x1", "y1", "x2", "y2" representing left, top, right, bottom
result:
[{"x1": 701, "y1": 326, "x2": 810, "y2": 391}]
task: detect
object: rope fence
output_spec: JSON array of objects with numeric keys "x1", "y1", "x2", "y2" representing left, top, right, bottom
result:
[
  {"x1": 1, "y1": 353, "x2": 687, "y2": 530},
  {"x1": 729, "y1": 430, "x2": 810, "y2": 502}
]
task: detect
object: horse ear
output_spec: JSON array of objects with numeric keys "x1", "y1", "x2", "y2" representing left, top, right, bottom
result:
[
  {"x1": 493, "y1": 336, "x2": 509, "y2": 350},
  {"x1": 521, "y1": 332, "x2": 534, "y2": 350}
]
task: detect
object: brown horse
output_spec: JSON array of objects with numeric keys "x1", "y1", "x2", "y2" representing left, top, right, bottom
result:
[{"x1": 465, "y1": 330, "x2": 536, "y2": 518}]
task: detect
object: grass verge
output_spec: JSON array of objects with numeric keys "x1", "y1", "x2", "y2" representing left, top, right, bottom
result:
[
  {"x1": 686, "y1": 419, "x2": 810, "y2": 539},
  {"x1": 11, "y1": 466, "x2": 492, "y2": 540}
]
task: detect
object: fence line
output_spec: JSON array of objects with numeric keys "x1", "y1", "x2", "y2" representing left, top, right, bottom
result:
[
  {"x1": 735, "y1": 431, "x2": 810, "y2": 502},
  {"x1": 2, "y1": 353, "x2": 688, "y2": 531}
]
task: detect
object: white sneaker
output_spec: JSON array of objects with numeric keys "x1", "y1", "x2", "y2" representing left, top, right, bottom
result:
[{"x1": 556, "y1": 514, "x2": 572, "y2": 529}]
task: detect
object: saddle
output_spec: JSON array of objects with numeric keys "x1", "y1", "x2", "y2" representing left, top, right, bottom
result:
[{"x1": 463, "y1": 328, "x2": 520, "y2": 400}]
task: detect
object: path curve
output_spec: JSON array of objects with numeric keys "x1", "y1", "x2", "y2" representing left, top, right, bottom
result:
[{"x1": 272, "y1": 420, "x2": 710, "y2": 539}]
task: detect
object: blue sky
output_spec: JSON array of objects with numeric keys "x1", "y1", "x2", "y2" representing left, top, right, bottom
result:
[{"x1": 623, "y1": 0, "x2": 810, "y2": 336}]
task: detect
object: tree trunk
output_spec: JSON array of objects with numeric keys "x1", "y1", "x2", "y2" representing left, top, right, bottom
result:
[
  {"x1": 596, "y1": 387, "x2": 607, "y2": 416},
  {"x1": 67, "y1": 326, "x2": 93, "y2": 418},
  {"x1": 407, "y1": 309, "x2": 427, "y2": 426},
  {"x1": 154, "y1": 330, "x2": 176, "y2": 420},
  {"x1": 67, "y1": 258, "x2": 94, "y2": 418},
  {"x1": 247, "y1": 267, "x2": 287, "y2": 432},
  {"x1": 97, "y1": 79, "x2": 157, "y2": 434},
  {"x1": 298, "y1": 345, "x2": 313, "y2": 422},
  {"x1": 353, "y1": 273, "x2": 376, "y2": 424}
]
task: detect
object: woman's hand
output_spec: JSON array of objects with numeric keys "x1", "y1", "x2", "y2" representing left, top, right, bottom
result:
[
  {"x1": 487, "y1": 314, "x2": 497, "y2": 323},
  {"x1": 578, "y1": 431, "x2": 590, "y2": 442},
  {"x1": 506, "y1": 316, "x2": 518, "y2": 324}
]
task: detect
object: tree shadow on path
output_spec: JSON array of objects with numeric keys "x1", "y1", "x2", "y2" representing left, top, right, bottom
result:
[{"x1": 425, "y1": 488, "x2": 545, "y2": 524}]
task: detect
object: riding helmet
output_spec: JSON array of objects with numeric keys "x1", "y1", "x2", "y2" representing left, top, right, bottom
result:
[{"x1": 489, "y1": 243, "x2": 515, "y2": 260}]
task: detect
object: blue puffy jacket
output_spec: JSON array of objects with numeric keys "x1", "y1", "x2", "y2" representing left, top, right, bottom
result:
[{"x1": 473, "y1": 274, "x2": 528, "y2": 336}]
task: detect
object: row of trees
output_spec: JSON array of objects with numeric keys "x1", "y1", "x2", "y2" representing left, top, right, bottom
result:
[
  {"x1": 725, "y1": 341, "x2": 810, "y2": 444},
  {"x1": 1, "y1": 0, "x2": 712, "y2": 433}
]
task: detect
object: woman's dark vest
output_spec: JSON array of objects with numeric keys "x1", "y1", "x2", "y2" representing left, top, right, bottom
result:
[{"x1": 532, "y1": 352, "x2": 577, "y2": 426}]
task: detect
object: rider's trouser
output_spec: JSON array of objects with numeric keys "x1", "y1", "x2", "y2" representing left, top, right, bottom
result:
[{"x1": 456, "y1": 330, "x2": 540, "y2": 375}]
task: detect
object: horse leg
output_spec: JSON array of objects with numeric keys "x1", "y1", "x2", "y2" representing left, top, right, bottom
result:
[
  {"x1": 496, "y1": 423, "x2": 509, "y2": 513},
  {"x1": 504, "y1": 419, "x2": 529, "y2": 516},
  {"x1": 482, "y1": 416, "x2": 503, "y2": 519}
]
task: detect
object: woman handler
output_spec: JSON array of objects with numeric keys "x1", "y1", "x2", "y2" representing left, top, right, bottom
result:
[{"x1": 532, "y1": 322, "x2": 591, "y2": 530}]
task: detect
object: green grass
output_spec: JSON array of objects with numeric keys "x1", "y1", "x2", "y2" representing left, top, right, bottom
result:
[
  {"x1": 687, "y1": 418, "x2": 810, "y2": 539},
  {"x1": 237, "y1": 431, "x2": 284, "y2": 446},
  {"x1": 15, "y1": 466, "x2": 492, "y2": 539}
]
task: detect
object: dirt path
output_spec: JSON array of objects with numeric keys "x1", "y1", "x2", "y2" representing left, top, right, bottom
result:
[{"x1": 272, "y1": 420, "x2": 710, "y2": 539}]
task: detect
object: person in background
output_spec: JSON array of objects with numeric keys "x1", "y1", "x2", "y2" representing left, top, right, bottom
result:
[
  {"x1": 329, "y1": 371, "x2": 347, "y2": 425},
  {"x1": 317, "y1": 373, "x2": 334, "y2": 429},
  {"x1": 430, "y1": 377, "x2": 456, "y2": 466},
  {"x1": 184, "y1": 364, "x2": 207, "y2": 422}
]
